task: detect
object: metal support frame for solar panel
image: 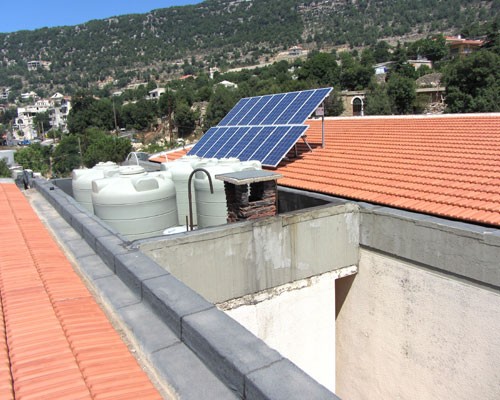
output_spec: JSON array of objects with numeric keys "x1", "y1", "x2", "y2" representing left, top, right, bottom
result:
[{"x1": 189, "y1": 87, "x2": 332, "y2": 168}]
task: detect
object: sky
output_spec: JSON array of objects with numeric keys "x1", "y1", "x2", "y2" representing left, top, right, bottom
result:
[{"x1": 1, "y1": 0, "x2": 203, "y2": 33}]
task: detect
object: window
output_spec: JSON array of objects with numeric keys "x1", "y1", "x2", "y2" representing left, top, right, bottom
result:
[{"x1": 352, "y1": 97, "x2": 364, "y2": 116}]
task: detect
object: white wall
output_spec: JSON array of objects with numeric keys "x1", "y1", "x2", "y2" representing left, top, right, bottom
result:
[
  {"x1": 336, "y1": 249, "x2": 500, "y2": 400},
  {"x1": 222, "y1": 272, "x2": 338, "y2": 392}
]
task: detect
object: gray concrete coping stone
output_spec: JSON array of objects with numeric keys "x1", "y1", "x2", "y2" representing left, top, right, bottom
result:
[
  {"x1": 93, "y1": 275, "x2": 141, "y2": 310},
  {"x1": 115, "y1": 252, "x2": 169, "y2": 298},
  {"x1": 76, "y1": 254, "x2": 115, "y2": 281},
  {"x1": 182, "y1": 307, "x2": 283, "y2": 397},
  {"x1": 33, "y1": 178, "x2": 340, "y2": 399},
  {"x1": 118, "y1": 302, "x2": 180, "y2": 354},
  {"x1": 95, "y1": 234, "x2": 131, "y2": 272},
  {"x1": 142, "y1": 274, "x2": 214, "y2": 338},
  {"x1": 151, "y1": 343, "x2": 240, "y2": 400},
  {"x1": 245, "y1": 358, "x2": 338, "y2": 400}
]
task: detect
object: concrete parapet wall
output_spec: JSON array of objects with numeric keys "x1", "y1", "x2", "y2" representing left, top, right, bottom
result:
[
  {"x1": 360, "y1": 206, "x2": 500, "y2": 289},
  {"x1": 336, "y1": 204, "x2": 500, "y2": 400},
  {"x1": 139, "y1": 203, "x2": 360, "y2": 303},
  {"x1": 33, "y1": 178, "x2": 338, "y2": 399},
  {"x1": 336, "y1": 248, "x2": 500, "y2": 400}
]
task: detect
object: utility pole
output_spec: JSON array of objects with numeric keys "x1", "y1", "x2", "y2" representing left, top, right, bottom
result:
[
  {"x1": 78, "y1": 137, "x2": 83, "y2": 168},
  {"x1": 112, "y1": 98, "x2": 118, "y2": 134}
]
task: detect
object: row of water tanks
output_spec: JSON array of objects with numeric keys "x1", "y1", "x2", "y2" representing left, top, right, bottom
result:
[{"x1": 71, "y1": 157, "x2": 261, "y2": 240}]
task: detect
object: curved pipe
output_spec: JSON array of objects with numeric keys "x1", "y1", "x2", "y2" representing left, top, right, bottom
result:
[{"x1": 187, "y1": 168, "x2": 214, "y2": 231}]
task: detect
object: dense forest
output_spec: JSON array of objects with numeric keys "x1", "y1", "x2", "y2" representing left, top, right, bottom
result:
[{"x1": 0, "y1": 0, "x2": 498, "y2": 95}]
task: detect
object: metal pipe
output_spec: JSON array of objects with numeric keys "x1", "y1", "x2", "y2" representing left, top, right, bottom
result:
[{"x1": 187, "y1": 168, "x2": 214, "y2": 231}]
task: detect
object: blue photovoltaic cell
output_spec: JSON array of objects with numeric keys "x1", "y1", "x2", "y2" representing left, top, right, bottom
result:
[
  {"x1": 235, "y1": 126, "x2": 275, "y2": 161},
  {"x1": 188, "y1": 87, "x2": 332, "y2": 167},
  {"x1": 247, "y1": 94, "x2": 283, "y2": 126},
  {"x1": 212, "y1": 127, "x2": 246, "y2": 158},
  {"x1": 228, "y1": 127, "x2": 264, "y2": 159},
  {"x1": 222, "y1": 97, "x2": 260, "y2": 126},
  {"x1": 262, "y1": 126, "x2": 308, "y2": 167},
  {"x1": 189, "y1": 127, "x2": 219, "y2": 156},
  {"x1": 260, "y1": 92, "x2": 300, "y2": 125},
  {"x1": 218, "y1": 97, "x2": 251, "y2": 126},
  {"x1": 273, "y1": 91, "x2": 312, "y2": 125},
  {"x1": 194, "y1": 127, "x2": 230, "y2": 157}
]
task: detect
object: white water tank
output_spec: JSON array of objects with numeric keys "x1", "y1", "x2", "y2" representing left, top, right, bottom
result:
[
  {"x1": 72, "y1": 162, "x2": 120, "y2": 213},
  {"x1": 161, "y1": 155, "x2": 201, "y2": 225},
  {"x1": 194, "y1": 158, "x2": 261, "y2": 228},
  {"x1": 91, "y1": 165, "x2": 177, "y2": 240}
]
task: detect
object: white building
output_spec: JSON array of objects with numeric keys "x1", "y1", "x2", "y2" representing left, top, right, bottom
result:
[
  {"x1": 147, "y1": 87, "x2": 166, "y2": 100},
  {"x1": 14, "y1": 94, "x2": 72, "y2": 139}
]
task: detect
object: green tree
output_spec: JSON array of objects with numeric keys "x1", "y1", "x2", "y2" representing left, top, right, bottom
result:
[
  {"x1": 372, "y1": 41, "x2": 391, "y2": 63},
  {"x1": 67, "y1": 92, "x2": 116, "y2": 134},
  {"x1": 52, "y1": 135, "x2": 82, "y2": 176},
  {"x1": 174, "y1": 101, "x2": 197, "y2": 137},
  {"x1": 0, "y1": 159, "x2": 10, "y2": 178},
  {"x1": 324, "y1": 90, "x2": 345, "y2": 116},
  {"x1": 443, "y1": 50, "x2": 500, "y2": 113},
  {"x1": 339, "y1": 52, "x2": 373, "y2": 90},
  {"x1": 204, "y1": 86, "x2": 238, "y2": 129},
  {"x1": 390, "y1": 44, "x2": 417, "y2": 80},
  {"x1": 33, "y1": 111, "x2": 51, "y2": 137},
  {"x1": 408, "y1": 35, "x2": 447, "y2": 63},
  {"x1": 14, "y1": 144, "x2": 51, "y2": 175},
  {"x1": 298, "y1": 52, "x2": 339, "y2": 87},
  {"x1": 364, "y1": 81, "x2": 392, "y2": 115},
  {"x1": 387, "y1": 74, "x2": 416, "y2": 114},
  {"x1": 82, "y1": 132, "x2": 131, "y2": 167}
]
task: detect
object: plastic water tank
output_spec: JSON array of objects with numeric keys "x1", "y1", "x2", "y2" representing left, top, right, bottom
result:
[
  {"x1": 194, "y1": 158, "x2": 261, "y2": 228},
  {"x1": 161, "y1": 155, "x2": 201, "y2": 225},
  {"x1": 72, "y1": 162, "x2": 120, "y2": 213},
  {"x1": 91, "y1": 165, "x2": 177, "y2": 240}
]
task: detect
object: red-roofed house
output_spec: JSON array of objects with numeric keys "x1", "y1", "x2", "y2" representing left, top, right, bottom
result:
[{"x1": 445, "y1": 35, "x2": 485, "y2": 58}]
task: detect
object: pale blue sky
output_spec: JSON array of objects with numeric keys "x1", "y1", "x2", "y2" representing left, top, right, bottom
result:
[{"x1": 1, "y1": 1, "x2": 203, "y2": 33}]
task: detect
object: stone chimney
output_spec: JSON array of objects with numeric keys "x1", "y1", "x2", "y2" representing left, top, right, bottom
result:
[{"x1": 215, "y1": 170, "x2": 282, "y2": 223}]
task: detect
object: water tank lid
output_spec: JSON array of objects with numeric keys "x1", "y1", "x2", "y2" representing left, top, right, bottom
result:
[
  {"x1": 94, "y1": 161, "x2": 118, "y2": 169},
  {"x1": 120, "y1": 165, "x2": 146, "y2": 176}
]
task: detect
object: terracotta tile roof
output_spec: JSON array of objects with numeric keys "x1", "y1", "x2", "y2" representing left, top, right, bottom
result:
[
  {"x1": 274, "y1": 114, "x2": 500, "y2": 226},
  {"x1": 148, "y1": 146, "x2": 193, "y2": 163},
  {"x1": 0, "y1": 183, "x2": 162, "y2": 399}
]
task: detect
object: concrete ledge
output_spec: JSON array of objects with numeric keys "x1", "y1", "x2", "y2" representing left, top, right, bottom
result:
[
  {"x1": 95, "y1": 234, "x2": 131, "y2": 272},
  {"x1": 93, "y1": 275, "x2": 141, "y2": 309},
  {"x1": 143, "y1": 274, "x2": 214, "y2": 337},
  {"x1": 182, "y1": 307, "x2": 283, "y2": 396},
  {"x1": 245, "y1": 358, "x2": 338, "y2": 400},
  {"x1": 151, "y1": 343, "x2": 239, "y2": 399},
  {"x1": 360, "y1": 206, "x2": 500, "y2": 289},
  {"x1": 34, "y1": 177, "x2": 339, "y2": 399},
  {"x1": 115, "y1": 252, "x2": 169, "y2": 298}
]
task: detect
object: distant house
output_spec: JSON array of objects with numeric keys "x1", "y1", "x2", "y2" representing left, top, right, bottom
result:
[
  {"x1": 148, "y1": 88, "x2": 166, "y2": 100},
  {"x1": 217, "y1": 80, "x2": 238, "y2": 89},
  {"x1": 0, "y1": 88, "x2": 10, "y2": 101},
  {"x1": 14, "y1": 93, "x2": 72, "y2": 139},
  {"x1": 373, "y1": 61, "x2": 393, "y2": 75},
  {"x1": 408, "y1": 58, "x2": 432, "y2": 70},
  {"x1": 445, "y1": 35, "x2": 485, "y2": 58},
  {"x1": 288, "y1": 45, "x2": 304, "y2": 56},
  {"x1": 27, "y1": 60, "x2": 51, "y2": 71},
  {"x1": 21, "y1": 91, "x2": 38, "y2": 101}
]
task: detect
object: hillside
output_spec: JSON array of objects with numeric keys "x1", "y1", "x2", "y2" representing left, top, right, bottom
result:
[{"x1": 0, "y1": 0, "x2": 497, "y2": 94}]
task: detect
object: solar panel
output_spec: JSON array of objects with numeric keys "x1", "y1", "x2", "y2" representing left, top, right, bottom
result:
[
  {"x1": 189, "y1": 125, "x2": 308, "y2": 167},
  {"x1": 218, "y1": 87, "x2": 332, "y2": 127},
  {"x1": 189, "y1": 87, "x2": 332, "y2": 167}
]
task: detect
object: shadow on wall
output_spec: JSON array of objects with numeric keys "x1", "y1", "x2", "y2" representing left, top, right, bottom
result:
[{"x1": 335, "y1": 274, "x2": 356, "y2": 319}]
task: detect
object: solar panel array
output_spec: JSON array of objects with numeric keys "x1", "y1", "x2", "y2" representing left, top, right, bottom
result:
[{"x1": 189, "y1": 87, "x2": 332, "y2": 167}]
